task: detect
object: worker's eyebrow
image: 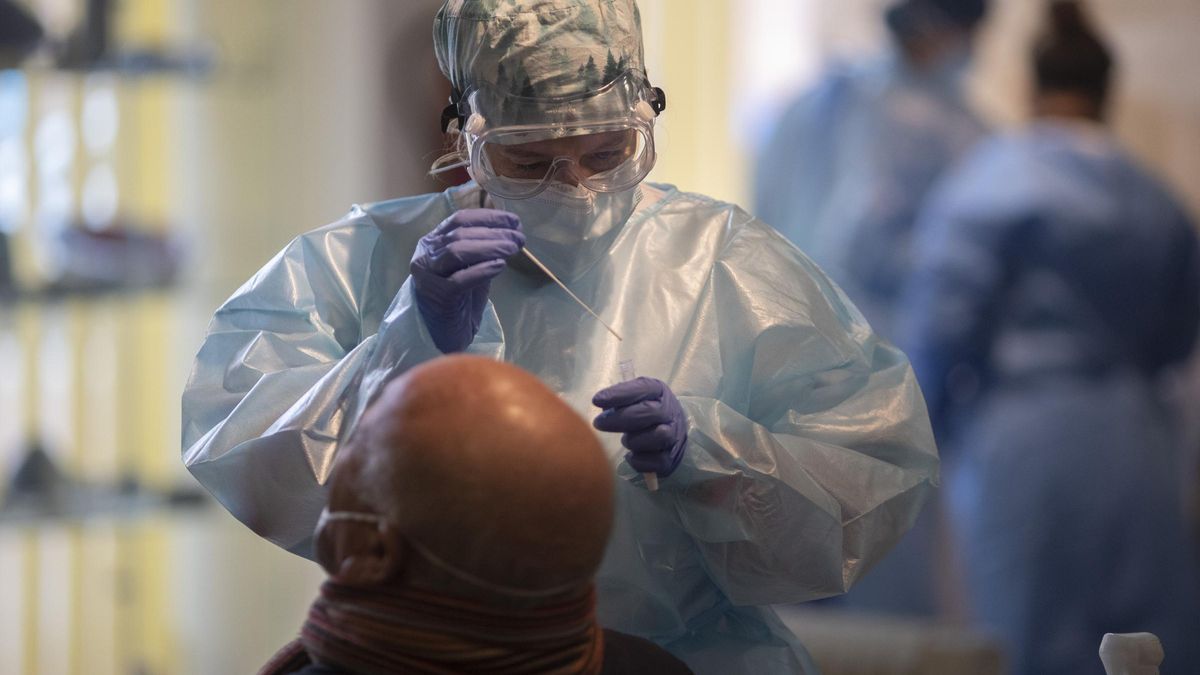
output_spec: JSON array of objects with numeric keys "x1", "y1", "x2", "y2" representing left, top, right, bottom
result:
[{"x1": 500, "y1": 147, "x2": 548, "y2": 160}]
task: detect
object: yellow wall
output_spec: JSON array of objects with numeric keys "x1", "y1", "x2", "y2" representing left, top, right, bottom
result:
[{"x1": 641, "y1": 0, "x2": 748, "y2": 208}]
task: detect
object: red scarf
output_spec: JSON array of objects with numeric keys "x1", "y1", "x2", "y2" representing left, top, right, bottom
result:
[{"x1": 264, "y1": 580, "x2": 604, "y2": 675}]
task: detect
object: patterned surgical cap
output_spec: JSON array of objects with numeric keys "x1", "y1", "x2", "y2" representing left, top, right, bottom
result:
[{"x1": 433, "y1": 0, "x2": 645, "y2": 100}]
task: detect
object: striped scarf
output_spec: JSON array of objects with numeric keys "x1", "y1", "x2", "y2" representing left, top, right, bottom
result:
[{"x1": 292, "y1": 580, "x2": 605, "y2": 674}]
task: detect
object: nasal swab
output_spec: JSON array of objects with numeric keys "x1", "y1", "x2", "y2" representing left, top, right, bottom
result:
[
  {"x1": 516, "y1": 247, "x2": 654, "y2": 489},
  {"x1": 619, "y1": 358, "x2": 659, "y2": 492},
  {"x1": 521, "y1": 248, "x2": 623, "y2": 342}
]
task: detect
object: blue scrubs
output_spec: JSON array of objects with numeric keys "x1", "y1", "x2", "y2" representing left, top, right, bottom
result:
[{"x1": 902, "y1": 120, "x2": 1200, "y2": 674}]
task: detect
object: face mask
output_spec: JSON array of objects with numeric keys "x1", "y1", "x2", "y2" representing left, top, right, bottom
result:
[
  {"x1": 491, "y1": 184, "x2": 641, "y2": 281},
  {"x1": 316, "y1": 508, "x2": 586, "y2": 599}
]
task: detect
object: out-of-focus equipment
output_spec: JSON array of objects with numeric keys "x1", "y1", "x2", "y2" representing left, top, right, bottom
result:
[
  {"x1": 1099, "y1": 633, "x2": 1164, "y2": 675},
  {"x1": 55, "y1": 0, "x2": 215, "y2": 76},
  {"x1": 1, "y1": 0, "x2": 206, "y2": 523},
  {"x1": 0, "y1": 438, "x2": 206, "y2": 525},
  {"x1": 1, "y1": 0, "x2": 214, "y2": 75},
  {"x1": 48, "y1": 224, "x2": 183, "y2": 294}
]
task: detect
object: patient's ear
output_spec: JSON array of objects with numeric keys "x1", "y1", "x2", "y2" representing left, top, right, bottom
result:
[{"x1": 315, "y1": 518, "x2": 404, "y2": 585}]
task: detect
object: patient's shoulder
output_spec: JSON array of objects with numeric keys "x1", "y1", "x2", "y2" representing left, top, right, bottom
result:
[
  {"x1": 601, "y1": 629, "x2": 694, "y2": 674},
  {"x1": 289, "y1": 665, "x2": 342, "y2": 674}
]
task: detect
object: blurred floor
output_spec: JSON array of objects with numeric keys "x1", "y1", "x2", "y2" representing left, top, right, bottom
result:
[{"x1": 777, "y1": 606, "x2": 1006, "y2": 675}]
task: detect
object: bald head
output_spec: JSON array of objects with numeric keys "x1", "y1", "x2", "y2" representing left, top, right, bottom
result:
[{"x1": 325, "y1": 355, "x2": 614, "y2": 595}]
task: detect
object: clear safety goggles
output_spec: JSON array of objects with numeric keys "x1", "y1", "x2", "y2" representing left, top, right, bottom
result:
[{"x1": 438, "y1": 71, "x2": 666, "y2": 200}]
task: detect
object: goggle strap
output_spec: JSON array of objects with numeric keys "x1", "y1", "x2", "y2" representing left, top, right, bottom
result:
[
  {"x1": 440, "y1": 103, "x2": 458, "y2": 133},
  {"x1": 440, "y1": 87, "x2": 468, "y2": 133},
  {"x1": 650, "y1": 86, "x2": 667, "y2": 115}
]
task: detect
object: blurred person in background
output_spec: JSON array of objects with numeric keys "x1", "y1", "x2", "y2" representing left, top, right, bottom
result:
[
  {"x1": 753, "y1": 0, "x2": 989, "y2": 341},
  {"x1": 755, "y1": 0, "x2": 991, "y2": 620},
  {"x1": 901, "y1": 2, "x2": 1200, "y2": 672},
  {"x1": 260, "y1": 356, "x2": 691, "y2": 674},
  {"x1": 182, "y1": 1, "x2": 939, "y2": 673}
]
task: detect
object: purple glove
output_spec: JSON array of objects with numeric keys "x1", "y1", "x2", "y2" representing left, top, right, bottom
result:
[
  {"x1": 410, "y1": 209, "x2": 524, "y2": 353},
  {"x1": 592, "y1": 377, "x2": 688, "y2": 478}
]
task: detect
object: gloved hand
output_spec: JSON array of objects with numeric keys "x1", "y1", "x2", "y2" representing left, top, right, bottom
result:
[
  {"x1": 410, "y1": 209, "x2": 524, "y2": 353},
  {"x1": 592, "y1": 377, "x2": 688, "y2": 478}
]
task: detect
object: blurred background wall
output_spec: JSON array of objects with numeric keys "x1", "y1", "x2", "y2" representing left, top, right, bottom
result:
[{"x1": 0, "y1": 1, "x2": 1196, "y2": 673}]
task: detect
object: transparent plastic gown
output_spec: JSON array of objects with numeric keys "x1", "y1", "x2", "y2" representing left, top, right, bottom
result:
[
  {"x1": 754, "y1": 55, "x2": 985, "y2": 340},
  {"x1": 182, "y1": 181, "x2": 938, "y2": 674}
]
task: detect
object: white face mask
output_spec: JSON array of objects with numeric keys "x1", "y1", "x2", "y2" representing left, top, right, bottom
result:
[
  {"x1": 491, "y1": 184, "x2": 641, "y2": 280},
  {"x1": 316, "y1": 508, "x2": 585, "y2": 599}
]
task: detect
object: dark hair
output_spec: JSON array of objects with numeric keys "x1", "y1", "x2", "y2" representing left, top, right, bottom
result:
[
  {"x1": 0, "y1": 0, "x2": 45, "y2": 65},
  {"x1": 1034, "y1": 1, "x2": 1113, "y2": 106},
  {"x1": 885, "y1": 0, "x2": 989, "y2": 41}
]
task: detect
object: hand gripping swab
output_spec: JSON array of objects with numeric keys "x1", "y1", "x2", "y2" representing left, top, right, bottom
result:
[
  {"x1": 520, "y1": 248, "x2": 623, "y2": 342},
  {"x1": 619, "y1": 358, "x2": 659, "y2": 491}
]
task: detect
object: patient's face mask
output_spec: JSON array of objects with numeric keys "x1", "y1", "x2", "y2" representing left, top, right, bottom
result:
[{"x1": 315, "y1": 508, "x2": 586, "y2": 599}]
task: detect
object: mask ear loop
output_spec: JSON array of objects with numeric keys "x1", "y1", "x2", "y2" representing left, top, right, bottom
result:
[
  {"x1": 314, "y1": 508, "x2": 399, "y2": 580},
  {"x1": 318, "y1": 510, "x2": 386, "y2": 529},
  {"x1": 404, "y1": 537, "x2": 590, "y2": 600}
]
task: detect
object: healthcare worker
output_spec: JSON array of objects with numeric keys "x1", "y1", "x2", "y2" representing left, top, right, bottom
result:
[
  {"x1": 182, "y1": 2, "x2": 939, "y2": 673},
  {"x1": 754, "y1": 0, "x2": 988, "y2": 341},
  {"x1": 901, "y1": 2, "x2": 1200, "y2": 673}
]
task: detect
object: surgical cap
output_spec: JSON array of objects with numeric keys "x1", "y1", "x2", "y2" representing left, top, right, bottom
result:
[{"x1": 433, "y1": 0, "x2": 646, "y2": 99}]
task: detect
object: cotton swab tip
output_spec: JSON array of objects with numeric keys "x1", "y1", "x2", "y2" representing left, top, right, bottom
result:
[{"x1": 643, "y1": 472, "x2": 659, "y2": 492}]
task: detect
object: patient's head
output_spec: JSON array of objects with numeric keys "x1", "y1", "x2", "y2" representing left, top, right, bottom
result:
[{"x1": 316, "y1": 355, "x2": 614, "y2": 599}]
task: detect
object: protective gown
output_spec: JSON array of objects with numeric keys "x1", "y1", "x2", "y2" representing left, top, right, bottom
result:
[
  {"x1": 182, "y1": 181, "x2": 939, "y2": 674},
  {"x1": 754, "y1": 54, "x2": 985, "y2": 340},
  {"x1": 755, "y1": 53, "x2": 983, "y2": 618},
  {"x1": 901, "y1": 121, "x2": 1200, "y2": 675}
]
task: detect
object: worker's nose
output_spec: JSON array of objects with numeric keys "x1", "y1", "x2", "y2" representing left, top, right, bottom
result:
[
  {"x1": 558, "y1": 169, "x2": 581, "y2": 188},
  {"x1": 552, "y1": 160, "x2": 594, "y2": 188}
]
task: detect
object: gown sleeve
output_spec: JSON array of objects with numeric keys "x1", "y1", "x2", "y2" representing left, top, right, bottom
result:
[
  {"x1": 181, "y1": 207, "x2": 503, "y2": 557},
  {"x1": 661, "y1": 215, "x2": 940, "y2": 606}
]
